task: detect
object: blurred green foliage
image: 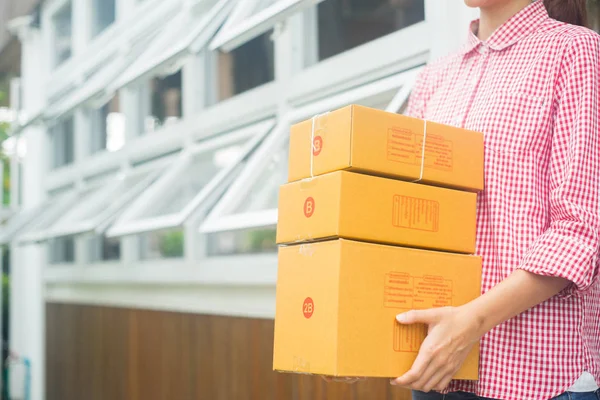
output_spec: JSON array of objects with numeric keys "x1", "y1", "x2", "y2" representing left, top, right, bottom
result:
[
  {"x1": 0, "y1": 119, "x2": 9, "y2": 207},
  {"x1": 159, "y1": 230, "x2": 185, "y2": 258},
  {"x1": 247, "y1": 229, "x2": 277, "y2": 253}
]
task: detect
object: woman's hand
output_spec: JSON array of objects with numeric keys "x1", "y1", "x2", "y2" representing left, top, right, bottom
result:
[{"x1": 390, "y1": 306, "x2": 482, "y2": 392}]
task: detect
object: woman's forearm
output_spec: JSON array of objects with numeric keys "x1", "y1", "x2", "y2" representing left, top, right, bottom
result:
[{"x1": 463, "y1": 269, "x2": 571, "y2": 339}]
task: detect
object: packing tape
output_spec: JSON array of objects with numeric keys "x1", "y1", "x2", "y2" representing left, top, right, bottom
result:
[
  {"x1": 411, "y1": 119, "x2": 428, "y2": 183},
  {"x1": 298, "y1": 244, "x2": 315, "y2": 257}
]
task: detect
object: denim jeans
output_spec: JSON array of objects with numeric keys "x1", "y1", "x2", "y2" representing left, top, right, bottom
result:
[{"x1": 412, "y1": 389, "x2": 600, "y2": 400}]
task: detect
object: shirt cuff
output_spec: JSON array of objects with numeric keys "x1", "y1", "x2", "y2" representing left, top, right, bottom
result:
[{"x1": 516, "y1": 231, "x2": 599, "y2": 296}]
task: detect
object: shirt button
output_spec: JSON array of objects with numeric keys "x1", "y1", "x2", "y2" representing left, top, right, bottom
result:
[{"x1": 479, "y1": 45, "x2": 489, "y2": 54}]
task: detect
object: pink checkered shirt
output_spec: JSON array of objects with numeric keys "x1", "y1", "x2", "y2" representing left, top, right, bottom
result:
[{"x1": 406, "y1": 2, "x2": 600, "y2": 399}]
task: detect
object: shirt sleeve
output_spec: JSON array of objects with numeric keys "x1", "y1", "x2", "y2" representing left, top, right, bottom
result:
[{"x1": 516, "y1": 34, "x2": 600, "y2": 294}]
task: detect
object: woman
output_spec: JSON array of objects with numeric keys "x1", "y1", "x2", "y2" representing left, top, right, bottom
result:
[{"x1": 391, "y1": 1, "x2": 600, "y2": 399}]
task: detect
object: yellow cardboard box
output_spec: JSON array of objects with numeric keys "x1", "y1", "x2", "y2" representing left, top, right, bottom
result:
[
  {"x1": 288, "y1": 105, "x2": 484, "y2": 192},
  {"x1": 273, "y1": 239, "x2": 481, "y2": 379},
  {"x1": 276, "y1": 171, "x2": 477, "y2": 254}
]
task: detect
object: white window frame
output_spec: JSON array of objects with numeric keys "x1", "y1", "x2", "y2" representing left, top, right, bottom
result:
[
  {"x1": 0, "y1": 206, "x2": 47, "y2": 246},
  {"x1": 200, "y1": 68, "x2": 420, "y2": 234},
  {"x1": 37, "y1": 168, "x2": 164, "y2": 241},
  {"x1": 210, "y1": 0, "x2": 327, "y2": 52},
  {"x1": 46, "y1": 0, "x2": 182, "y2": 99},
  {"x1": 289, "y1": 22, "x2": 429, "y2": 106},
  {"x1": 108, "y1": 0, "x2": 234, "y2": 93},
  {"x1": 45, "y1": 31, "x2": 158, "y2": 122},
  {"x1": 106, "y1": 118, "x2": 275, "y2": 237},
  {"x1": 17, "y1": 191, "x2": 81, "y2": 245}
]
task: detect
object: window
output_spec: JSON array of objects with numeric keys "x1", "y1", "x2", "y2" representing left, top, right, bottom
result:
[
  {"x1": 108, "y1": 0, "x2": 232, "y2": 97},
  {"x1": 106, "y1": 119, "x2": 274, "y2": 238},
  {"x1": 590, "y1": 0, "x2": 599, "y2": 33},
  {"x1": 201, "y1": 69, "x2": 420, "y2": 256},
  {"x1": 315, "y1": 0, "x2": 425, "y2": 62},
  {"x1": 139, "y1": 71, "x2": 182, "y2": 134},
  {"x1": 48, "y1": 237, "x2": 75, "y2": 264},
  {"x1": 216, "y1": 31, "x2": 275, "y2": 102},
  {"x1": 210, "y1": 0, "x2": 326, "y2": 52},
  {"x1": 90, "y1": 94, "x2": 125, "y2": 153},
  {"x1": 16, "y1": 190, "x2": 80, "y2": 245},
  {"x1": 38, "y1": 169, "x2": 161, "y2": 240},
  {"x1": 52, "y1": 1, "x2": 72, "y2": 67},
  {"x1": 92, "y1": 0, "x2": 116, "y2": 37},
  {"x1": 51, "y1": 117, "x2": 75, "y2": 168},
  {"x1": 139, "y1": 228, "x2": 184, "y2": 260},
  {"x1": 87, "y1": 235, "x2": 120, "y2": 262}
]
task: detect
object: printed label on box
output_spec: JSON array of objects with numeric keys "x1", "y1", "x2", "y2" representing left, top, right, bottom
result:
[
  {"x1": 386, "y1": 128, "x2": 454, "y2": 172},
  {"x1": 384, "y1": 273, "x2": 453, "y2": 310},
  {"x1": 392, "y1": 195, "x2": 439, "y2": 232},
  {"x1": 393, "y1": 321, "x2": 427, "y2": 353}
]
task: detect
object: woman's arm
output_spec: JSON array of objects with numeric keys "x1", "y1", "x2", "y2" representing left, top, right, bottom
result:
[{"x1": 390, "y1": 271, "x2": 569, "y2": 392}]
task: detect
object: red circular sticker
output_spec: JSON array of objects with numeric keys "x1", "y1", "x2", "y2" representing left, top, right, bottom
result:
[
  {"x1": 304, "y1": 197, "x2": 315, "y2": 218},
  {"x1": 313, "y1": 136, "x2": 323, "y2": 156},
  {"x1": 303, "y1": 297, "x2": 314, "y2": 319}
]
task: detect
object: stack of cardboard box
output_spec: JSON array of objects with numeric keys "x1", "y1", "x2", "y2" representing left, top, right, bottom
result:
[{"x1": 273, "y1": 105, "x2": 484, "y2": 380}]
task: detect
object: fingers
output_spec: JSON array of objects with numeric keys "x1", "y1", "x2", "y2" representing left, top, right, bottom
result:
[
  {"x1": 390, "y1": 342, "x2": 434, "y2": 387},
  {"x1": 432, "y1": 375, "x2": 453, "y2": 392},
  {"x1": 419, "y1": 365, "x2": 451, "y2": 393},
  {"x1": 396, "y1": 308, "x2": 444, "y2": 325},
  {"x1": 392, "y1": 352, "x2": 460, "y2": 392}
]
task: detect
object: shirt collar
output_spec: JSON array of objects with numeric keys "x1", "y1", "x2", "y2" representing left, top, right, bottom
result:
[{"x1": 461, "y1": 0, "x2": 549, "y2": 54}]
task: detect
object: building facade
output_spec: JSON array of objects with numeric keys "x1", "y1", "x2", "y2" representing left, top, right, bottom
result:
[{"x1": 2, "y1": 0, "x2": 598, "y2": 399}]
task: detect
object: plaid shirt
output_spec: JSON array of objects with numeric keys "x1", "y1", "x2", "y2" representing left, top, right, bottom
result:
[{"x1": 406, "y1": 2, "x2": 600, "y2": 399}]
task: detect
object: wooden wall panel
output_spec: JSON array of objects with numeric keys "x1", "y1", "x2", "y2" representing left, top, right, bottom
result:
[{"x1": 46, "y1": 303, "x2": 411, "y2": 400}]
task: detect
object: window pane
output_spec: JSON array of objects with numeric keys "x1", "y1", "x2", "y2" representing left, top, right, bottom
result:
[
  {"x1": 590, "y1": 0, "x2": 599, "y2": 34},
  {"x1": 87, "y1": 235, "x2": 120, "y2": 262},
  {"x1": 52, "y1": 173, "x2": 150, "y2": 230},
  {"x1": 48, "y1": 237, "x2": 75, "y2": 264},
  {"x1": 91, "y1": 94, "x2": 124, "y2": 154},
  {"x1": 51, "y1": 117, "x2": 75, "y2": 169},
  {"x1": 234, "y1": 144, "x2": 287, "y2": 214},
  {"x1": 217, "y1": 31, "x2": 275, "y2": 101},
  {"x1": 92, "y1": 0, "x2": 116, "y2": 37},
  {"x1": 143, "y1": 141, "x2": 247, "y2": 219},
  {"x1": 142, "y1": 71, "x2": 182, "y2": 134},
  {"x1": 206, "y1": 227, "x2": 277, "y2": 256},
  {"x1": 139, "y1": 228, "x2": 184, "y2": 260},
  {"x1": 317, "y1": 0, "x2": 425, "y2": 61},
  {"x1": 53, "y1": 2, "x2": 72, "y2": 66}
]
